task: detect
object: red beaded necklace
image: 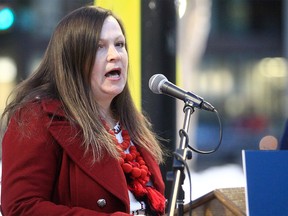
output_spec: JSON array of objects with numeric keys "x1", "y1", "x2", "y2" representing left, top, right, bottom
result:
[
  {"x1": 102, "y1": 120, "x2": 166, "y2": 215},
  {"x1": 117, "y1": 129, "x2": 151, "y2": 187}
]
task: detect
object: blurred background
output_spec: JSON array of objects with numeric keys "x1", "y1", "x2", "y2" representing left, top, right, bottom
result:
[{"x1": 0, "y1": 0, "x2": 287, "y2": 201}]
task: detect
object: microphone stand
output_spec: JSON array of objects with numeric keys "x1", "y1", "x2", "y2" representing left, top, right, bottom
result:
[{"x1": 167, "y1": 100, "x2": 195, "y2": 216}]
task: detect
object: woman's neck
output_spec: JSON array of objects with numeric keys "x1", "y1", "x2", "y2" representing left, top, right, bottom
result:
[{"x1": 99, "y1": 106, "x2": 117, "y2": 129}]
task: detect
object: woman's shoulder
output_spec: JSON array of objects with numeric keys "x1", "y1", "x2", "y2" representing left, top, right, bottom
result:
[
  {"x1": 3, "y1": 98, "x2": 62, "y2": 139},
  {"x1": 11, "y1": 97, "x2": 65, "y2": 125}
]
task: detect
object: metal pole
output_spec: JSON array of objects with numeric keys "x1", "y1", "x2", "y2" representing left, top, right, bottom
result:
[{"x1": 167, "y1": 101, "x2": 195, "y2": 216}]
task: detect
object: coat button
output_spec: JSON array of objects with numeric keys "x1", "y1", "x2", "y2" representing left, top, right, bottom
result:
[{"x1": 97, "y1": 199, "x2": 107, "y2": 208}]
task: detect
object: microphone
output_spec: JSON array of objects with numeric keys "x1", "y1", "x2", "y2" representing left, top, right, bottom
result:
[
  {"x1": 259, "y1": 135, "x2": 278, "y2": 150},
  {"x1": 149, "y1": 74, "x2": 215, "y2": 112}
]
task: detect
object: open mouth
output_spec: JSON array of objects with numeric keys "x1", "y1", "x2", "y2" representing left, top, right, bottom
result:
[{"x1": 105, "y1": 69, "x2": 121, "y2": 78}]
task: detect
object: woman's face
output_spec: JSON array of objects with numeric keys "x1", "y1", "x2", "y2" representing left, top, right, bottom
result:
[{"x1": 91, "y1": 16, "x2": 128, "y2": 106}]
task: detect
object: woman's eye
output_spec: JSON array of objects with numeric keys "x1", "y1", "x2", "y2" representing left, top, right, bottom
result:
[
  {"x1": 98, "y1": 43, "x2": 104, "y2": 49},
  {"x1": 116, "y1": 42, "x2": 125, "y2": 48}
]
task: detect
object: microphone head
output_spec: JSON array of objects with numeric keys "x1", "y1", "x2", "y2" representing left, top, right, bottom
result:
[
  {"x1": 148, "y1": 74, "x2": 168, "y2": 94},
  {"x1": 259, "y1": 135, "x2": 278, "y2": 150}
]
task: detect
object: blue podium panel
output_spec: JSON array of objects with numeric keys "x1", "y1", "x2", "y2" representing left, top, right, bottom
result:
[{"x1": 242, "y1": 150, "x2": 288, "y2": 216}]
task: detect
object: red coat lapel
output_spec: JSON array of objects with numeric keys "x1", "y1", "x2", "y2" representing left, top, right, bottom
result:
[
  {"x1": 138, "y1": 147, "x2": 165, "y2": 194},
  {"x1": 48, "y1": 125, "x2": 129, "y2": 203},
  {"x1": 42, "y1": 99, "x2": 129, "y2": 205},
  {"x1": 41, "y1": 99, "x2": 165, "y2": 203}
]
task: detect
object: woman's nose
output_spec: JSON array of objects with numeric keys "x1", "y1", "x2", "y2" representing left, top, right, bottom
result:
[{"x1": 107, "y1": 46, "x2": 120, "y2": 61}]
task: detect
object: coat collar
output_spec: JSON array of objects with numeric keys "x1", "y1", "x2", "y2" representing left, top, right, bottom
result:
[
  {"x1": 138, "y1": 147, "x2": 165, "y2": 194},
  {"x1": 48, "y1": 125, "x2": 130, "y2": 205},
  {"x1": 41, "y1": 99, "x2": 164, "y2": 205},
  {"x1": 41, "y1": 99, "x2": 66, "y2": 117},
  {"x1": 41, "y1": 99, "x2": 130, "y2": 209}
]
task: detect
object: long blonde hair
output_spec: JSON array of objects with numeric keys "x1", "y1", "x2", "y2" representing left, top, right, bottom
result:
[{"x1": 1, "y1": 6, "x2": 164, "y2": 164}]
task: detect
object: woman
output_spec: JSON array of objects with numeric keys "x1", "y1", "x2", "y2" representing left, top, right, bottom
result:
[{"x1": 1, "y1": 6, "x2": 166, "y2": 216}]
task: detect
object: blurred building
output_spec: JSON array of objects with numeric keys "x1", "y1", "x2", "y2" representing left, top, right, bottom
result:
[{"x1": 194, "y1": 0, "x2": 286, "y2": 170}]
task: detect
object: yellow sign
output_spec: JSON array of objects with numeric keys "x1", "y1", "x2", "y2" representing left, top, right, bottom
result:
[{"x1": 95, "y1": 0, "x2": 141, "y2": 110}]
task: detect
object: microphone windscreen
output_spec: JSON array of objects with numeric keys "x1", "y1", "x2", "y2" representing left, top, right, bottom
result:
[
  {"x1": 149, "y1": 74, "x2": 167, "y2": 94},
  {"x1": 259, "y1": 135, "x2": 278, "y2": 150}
]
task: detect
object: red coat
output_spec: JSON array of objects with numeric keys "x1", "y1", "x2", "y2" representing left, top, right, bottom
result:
[{"x1": 1, "y1": 99, "x2": 165, "y2": 216}]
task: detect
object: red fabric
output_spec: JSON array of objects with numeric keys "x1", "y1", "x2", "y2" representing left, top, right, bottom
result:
[
  {"x1": 106, "y1": 125, "x2": 166, "y2": 215},
  {"x1": 1, "y1": 99, "x2": 165, "y2": 216},
  {"x1": 146, "y1": 187, "x2": 166, "y2": 215}
]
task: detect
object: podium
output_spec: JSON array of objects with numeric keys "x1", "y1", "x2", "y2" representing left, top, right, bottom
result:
[
  {"x1": 242, "y1": 150, "x2": 288, "y2": 215},
  {"x1": 169, "y1": 187, "x2": 246, "y2": 216},
  {"x1": 167, "y1": 150, "x2": 288, "y2": 215}
]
